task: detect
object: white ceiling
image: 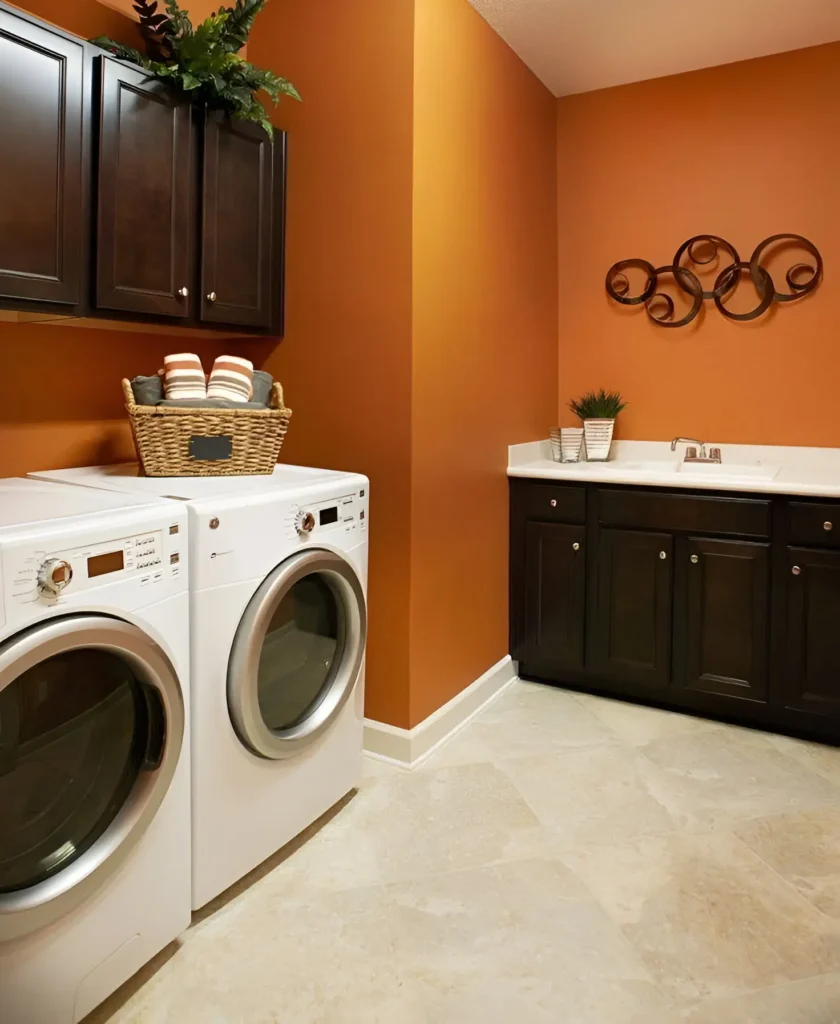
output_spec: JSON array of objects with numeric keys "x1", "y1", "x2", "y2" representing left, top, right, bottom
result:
[{"x1": 467, "y1": 0, "x2": 840, "y2": 96}]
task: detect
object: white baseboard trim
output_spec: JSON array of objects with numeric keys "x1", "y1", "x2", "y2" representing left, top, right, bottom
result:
[{"x1": 363, "y1": 655, "x2": 518, "y2": 769}]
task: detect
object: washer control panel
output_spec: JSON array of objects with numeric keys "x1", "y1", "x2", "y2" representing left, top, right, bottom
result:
[{"x1": 6, "y1": 522, "x2": 183, "y2": 608}]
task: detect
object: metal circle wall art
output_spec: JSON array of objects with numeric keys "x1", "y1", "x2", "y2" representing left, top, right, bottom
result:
[{"x1": 605, "y1": 234, "x2": 822, "y2": 327}]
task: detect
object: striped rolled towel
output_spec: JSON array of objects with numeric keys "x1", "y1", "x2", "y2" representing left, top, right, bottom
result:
[
  {"x1": 164, "y1": 353, "x2": 207, "y2": 401},
  {"x1": 207, "y1": 355, "x2": 254, "y2": 402}
]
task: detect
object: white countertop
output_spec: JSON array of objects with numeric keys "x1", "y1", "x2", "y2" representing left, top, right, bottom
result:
[{"x1": 508, "y1": 440, "x2": 840, "y2": 499}]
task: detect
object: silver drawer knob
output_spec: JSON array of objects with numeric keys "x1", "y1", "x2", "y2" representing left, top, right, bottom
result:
[
  {"x1": 659, "y1": 551, "x2": 667, "y2": 560},
  {"x1": 792, "y1": 565, "x2": 802, "y2": 576},
  {"x1": 825, "y1": 521, "x2": 833, "y2": 532},
  {"x1": 178, "y1": 286, "x2": 189, "y2": 298},
  {"x1": 690, "y1": 554, "x2": 699, "y2": 564},
  {"x1": 572, "y1": 542, "x2": 580, "y2": 552},
  {"x1": 550, "y1": 499, "x2": 557, "y2": 507},
  {"x1": 207, "y1": 291, "x2": 217, "y2": 303}
]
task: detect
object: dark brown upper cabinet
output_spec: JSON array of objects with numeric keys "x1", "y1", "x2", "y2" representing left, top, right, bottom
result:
[
  {"x1": 200, "y1": 112, "x2": 283, "y2": 331},
  {"x1": 0, "y1": 7, "x2": 86, "y2": 310},
  {"x1": 95, "y1": 57, "x2": 193, "y2": 319},
  {"x1": 682, "y1": 537, "x2": 769, "y2": 704},
  {"x1": 0, "y1": 2, "x2": 286, "y2": 336}
]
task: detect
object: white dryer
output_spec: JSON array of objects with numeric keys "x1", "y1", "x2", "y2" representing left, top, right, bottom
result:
[
  {"x1": 33, "y1": 464, "x2": 369, "y2": 910},
  {"x1": 0, "y1": 479, "x2": 190, "y2": 1024}
]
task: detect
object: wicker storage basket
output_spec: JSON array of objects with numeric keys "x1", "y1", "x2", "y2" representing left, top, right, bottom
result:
[{"x1": 123, "y1": 379, "x2": 292, "y2": 477}]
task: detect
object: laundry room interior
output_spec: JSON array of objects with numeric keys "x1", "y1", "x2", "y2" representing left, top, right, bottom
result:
[{"x1": 2, "y1": 0, "x2": 840, "y2": 1021}]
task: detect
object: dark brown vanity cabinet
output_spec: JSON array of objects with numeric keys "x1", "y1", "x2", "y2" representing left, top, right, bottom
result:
[
  {"x1": 96, "y1": 58, "x2": 194, "y2": 318},
  {"x1": 523, "y1": 521, "x2": 586, "y2": 671},
  {"x1": 785, "y1": 547, "x2": 840, "y2": 719},
  {"x1": 0, "y1": 2, "x2": 286, "y2": 336},
  {"x1": 682, "y1": 538, "x2": 769, "y2": 704},
  {"x1": 594, "y1": 529, "x2": 673, "y2": 689},
  {"x1": 511, "y1": 479, "x2": 840, "y2": 741},
  {"x1": 0, "y1": 6, "x2": 86, "y2": 310}
]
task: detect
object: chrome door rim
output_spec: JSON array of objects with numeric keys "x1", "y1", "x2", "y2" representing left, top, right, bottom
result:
[
  {"x1": 0, "y1": 615, "x2": 184, "y2": 942},
  {"x1": 228, "y1": 549, "x2": 367, "y2": 760}
]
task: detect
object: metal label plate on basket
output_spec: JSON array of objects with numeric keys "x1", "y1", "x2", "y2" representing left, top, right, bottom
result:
[{"x1": 190, "y1": 435, "x2": 234, "y2": 461}]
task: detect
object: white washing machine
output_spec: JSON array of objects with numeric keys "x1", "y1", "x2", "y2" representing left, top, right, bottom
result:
[
  {"x1": 32, "y1": 464, "x2": 369, "y2": 910},
  {"x1": 0, "y1": 479, "x2": 190, "y2": 1024}
]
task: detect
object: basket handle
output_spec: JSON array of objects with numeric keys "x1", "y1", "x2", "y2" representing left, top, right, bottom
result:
[
  {"x1": 268, "y1": 382, "x2": 286, "y2": 410},
  {"x1": 122, "y1": 378, "x2": 137, "y2": 410}
]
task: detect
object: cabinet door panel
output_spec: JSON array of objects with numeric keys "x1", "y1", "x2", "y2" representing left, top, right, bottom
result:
[
  {"x1": 594, "y1": 529, "x2": 672, "y2": 688},
  {"x1": 523, "y1": 522, "x2": 585, "y2": 671},
  {"x1": 0, "y1": 11, "x2": 84, "y2": 306},
  {"x1": 683, "y1": 538, "x2": 769, "y2": 702},
  {"x1": 96, "y1": 58, "x2": 192, "y2": 317},
  {"x1": 200, "y1": 113, "x2": 274, "y2": 329},
  {"x1": 785, "y1": 547, "x2": 840, "y2": 717}
]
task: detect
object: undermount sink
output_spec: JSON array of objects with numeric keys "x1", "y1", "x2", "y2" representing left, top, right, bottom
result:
[
  {"x1": 597, "y1": 461, "x2": 677, "y2": 474},
  {"x1": 677, "y1": 462, "x2": 780, "y2": 482}
]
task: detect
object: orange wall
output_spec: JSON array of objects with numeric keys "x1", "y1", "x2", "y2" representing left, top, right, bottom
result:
[
  {"x1": 246, "y1": 1, "x2": 416, "y2": 727},
  {"x1": 557, "y1": 43, "x2": 840, "y2": 446},
  {"x1": 411, "y1": 0, "x2": 558, "y2": 725}
]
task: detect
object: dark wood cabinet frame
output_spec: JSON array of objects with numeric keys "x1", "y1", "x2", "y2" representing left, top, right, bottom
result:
[
  {"x1": 0, "y1": 2, "x2": 286, "y2": 338},
  {"x1": 510, "y1": 478, "x2": 840, "y2": 743}
]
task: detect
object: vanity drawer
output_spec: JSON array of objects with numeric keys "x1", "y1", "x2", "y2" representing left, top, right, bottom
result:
[
  {"x1": 599, "y1": 489, "x2": 771, "y2": 538},
  {"x1": 520, "y1": 482, "x2": 586, "y2": 524},
  {"x1": 789, "y1": 502, "x2": 840, "y2": 548}
]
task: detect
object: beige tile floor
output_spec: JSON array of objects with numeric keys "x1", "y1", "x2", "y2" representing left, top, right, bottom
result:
[{"x1": 88, "y1": 682, "x2": 840, "y2": 1024}]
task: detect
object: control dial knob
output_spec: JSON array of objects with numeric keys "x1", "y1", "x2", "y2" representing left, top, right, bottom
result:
[
  {"x1": 295, "y1": 510, "x2": 316, "y2": 535},
  {"x1": 38, "y1": 558, "x2": 73, "y2": 596}
]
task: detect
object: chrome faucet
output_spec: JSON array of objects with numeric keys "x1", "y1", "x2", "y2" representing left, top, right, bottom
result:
[{"x1": 671, "y1": 437, "x2": 722, "y2": 463}]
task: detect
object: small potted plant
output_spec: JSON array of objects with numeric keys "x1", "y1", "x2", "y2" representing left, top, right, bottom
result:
[{"x1": 568, "y1": 389, "x2": 627, "y2": 461}]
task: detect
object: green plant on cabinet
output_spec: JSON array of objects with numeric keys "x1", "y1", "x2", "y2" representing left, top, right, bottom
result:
[
  {"x1": 91, "y1": 0, "x2": 299, "y2": 136},
  {"x1": 568, "y1": 389, "x2": 627, "y2": 421}
]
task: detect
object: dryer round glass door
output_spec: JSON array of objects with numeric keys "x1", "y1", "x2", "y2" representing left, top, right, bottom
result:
[
  {"x1": 0, "y1": 616, "x2": 184, "y2": 941},
  {"x1": 228, "y1": 549, "x2": 367, "y2": 760}
]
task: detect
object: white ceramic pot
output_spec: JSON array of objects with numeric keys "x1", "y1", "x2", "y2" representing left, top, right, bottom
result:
[{"x1": 583, "y1": 418, "x2": 615, "y2": 461}]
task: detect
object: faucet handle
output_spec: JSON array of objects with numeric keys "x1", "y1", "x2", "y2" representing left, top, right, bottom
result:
[
  {"x1": 685, "y1": 446, "x2": 697, "y2": 460},
  {"x1": 709, "y1": 447, "x2": 721, "y2": 462}
]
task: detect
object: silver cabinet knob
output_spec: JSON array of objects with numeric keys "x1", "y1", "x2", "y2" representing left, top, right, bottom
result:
[
  {"x1": 572, "y1": 542, "x2": 580, "y2": 552},
  {"x1": 825, "y1": 521, "x2": 834, "y2": 532},
  {"x1": 690, "y1": 554, "x2": 699, "y2": 564},
  {"x1": 792, "y1": 565, "x2": 802, "y2": 576},
  {"x1": 178, "y1": 286, "x2": 189, "y2": 298},
  {"x1": 550, "y1": 499, "x2": 557, "y2": 507},
  {"x1": 659, "y1": 551, "x2": 667, "y2": 560},
  {"x1": 207, "y1": 291, "x2": 217, "y2": 303}
]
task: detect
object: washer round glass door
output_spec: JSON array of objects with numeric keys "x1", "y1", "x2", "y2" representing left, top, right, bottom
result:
[
  {"x1": 0, "y1": 615, "x2": 184, "y2": 941},
  {"x1": 228, "y1": 549, "x2": 367, "y2": 760}
]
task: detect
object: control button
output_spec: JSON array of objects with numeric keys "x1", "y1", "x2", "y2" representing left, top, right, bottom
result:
[
  {"x1": 153, "y1": 572, "x2": 163, "y2": 583},
  {"x1": 360, "y1": 510, "x2": 365, "y2": 520},
  {"x1": 140, "y1": 576, "x2": 151, "y2": 587},
  {"x1": 295, "y1": 510, "x2": 316, "y2": 534},
  {"x1": 169, "y1": 524, "x2": 179, "y2": 535},
  {"x1": 38, "y1": 559, "x2": 73, "y2": 596},
  {"x1": 170, "y1": 552, "x2": 180, "y2": 565}
]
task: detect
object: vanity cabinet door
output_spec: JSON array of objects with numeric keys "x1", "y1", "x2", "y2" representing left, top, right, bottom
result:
[
  {"x1": 522, "y1": 521, "x2": 586, "y2": 671},
  {"x1": 0, "y1": 9, "x2": 85, "y2": 308},
  {"x1": 593, "y1": 529, "x2": 673, "y2": 689},
  {"x1": 95, "y1": 57, "x2": 193, "y2": 318},
  {"x1": 682, "y1": 538, "x2": 769, "y2": 704},
  {"x1": 784, "y1": 547, "x2": 840, "y2": 718}
]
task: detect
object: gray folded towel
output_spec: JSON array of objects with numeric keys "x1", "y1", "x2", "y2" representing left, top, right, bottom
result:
[
  {"x1": 157, "y1": 398, "x2": 269, "y2": 410},
  {"x1": 131, "y1": 374, "x2": 164, "y2": 406},
  {"x1": 251, "y1": 370, "x2": 273, "y2": 406}
]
